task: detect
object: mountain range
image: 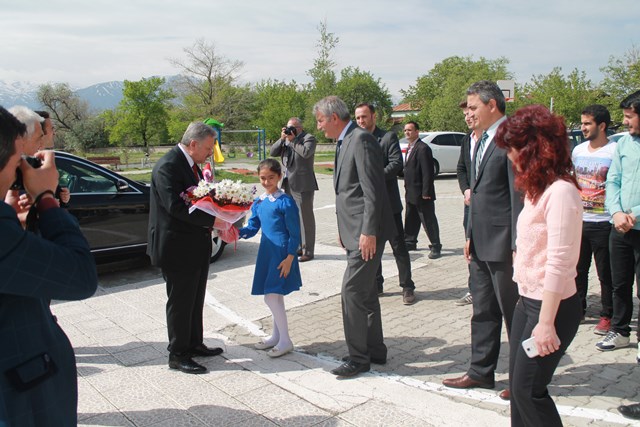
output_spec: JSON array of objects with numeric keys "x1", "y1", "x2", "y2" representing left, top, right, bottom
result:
[{"x1": 0, "y1": 77, "x2": 178, "y2": 112}]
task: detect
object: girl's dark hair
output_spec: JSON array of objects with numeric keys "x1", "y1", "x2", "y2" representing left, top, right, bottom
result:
[{"x1": 257, "y1": 158, "x2": 282, "y2": 175}]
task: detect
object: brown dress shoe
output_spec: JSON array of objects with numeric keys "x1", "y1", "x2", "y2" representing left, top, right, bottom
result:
[
  {"x1": 299, "y1": 254, "x2": 314, "y2": 262},
  {"x1": 442, "y1": 374, "x2": 494, "y2": 389},
  {"x1": 499, "y1": 389, "x2": 510, "y2": 400}
]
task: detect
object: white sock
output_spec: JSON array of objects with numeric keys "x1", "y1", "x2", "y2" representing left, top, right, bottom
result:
[{"x1": 264, "y1": 293, "x2": 292, "y2": 350}]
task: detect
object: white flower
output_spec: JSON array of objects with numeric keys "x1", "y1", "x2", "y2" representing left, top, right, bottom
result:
[{"x1": 211, "y1": 179, "x2": 255, "y2": 206}]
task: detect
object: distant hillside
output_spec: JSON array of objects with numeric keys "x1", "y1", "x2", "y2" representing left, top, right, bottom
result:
[
  {"x1": 75, "y1": 81, "x2": 124, "y2": 111},
  {"x1": 0, "y1": 76, "x2": 179, "y2": 112},
  {"x1": 0, "y1": 81, "x2": 40, "y2": 109}
]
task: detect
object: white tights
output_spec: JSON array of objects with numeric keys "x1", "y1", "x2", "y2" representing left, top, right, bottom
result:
[{"x1": 262, "y1": 293, "x2": 292, "y2": 350}]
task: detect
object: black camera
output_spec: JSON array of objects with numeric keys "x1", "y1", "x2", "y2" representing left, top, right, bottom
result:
[
  {"x1": 11, "y1": 156, "x2": 42, "y2": 190},
  {"x1": 283, "y1": 126, "x2": 297, "y2": 136}
]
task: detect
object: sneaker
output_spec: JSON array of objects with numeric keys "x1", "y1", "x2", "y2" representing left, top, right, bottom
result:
[
  {"x1": 594, "y1": 317, "x2": 611, "y2": 335},
  {"x1": 402, "y1": 288, "x2": 416, "y2": 305},
  {"x1": 455, "y1": 292, "x2": 473, "y2": 306},
  {"x1": 596, "y1": 331, "x2": 630, "y2": 351},
  {"x1": 637, "y1": 345, "x2": 640, "y2": 364}
]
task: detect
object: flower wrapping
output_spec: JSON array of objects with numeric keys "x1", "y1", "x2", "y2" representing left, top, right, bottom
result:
[
  {"x1": 181, "y1": 173, "x2": 256, "y2": 243},
  {"x1": 188, "y1": 196, "x2": 252, "y2": 224}
]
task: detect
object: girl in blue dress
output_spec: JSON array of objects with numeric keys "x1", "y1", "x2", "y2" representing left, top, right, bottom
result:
[{"x1": 238, "y1": 159, "x2": 302, "y2": 358}]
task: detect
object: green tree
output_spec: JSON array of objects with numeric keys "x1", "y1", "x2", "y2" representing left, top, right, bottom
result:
[
  {"x1": 304, "y1": 20, "x2": 339, "y2": 137},
  {"x1": 37, "y1": 82, "x2": 107, "y2": 151},
  {"x1": 516, "y1": 67, "x2": 603, "y2": 127},
  {"x1": 402, "y1": 56, "x2": 512, "y2": 131},
  {"x1": 600, "y1": 45, "x2": 640, "y2": 123},
  {"x1": 335, "y1": 67, "x2": 393, "y2": 121},
  {"x1": 307, "y1": 19, "x2": 339, "y2": 99},
  {"x1": 253, "y1": 79, "x2": 308, "y2": 141},
  {"x1": 107, "y1": 77, "x2": 174, "y2": 152}
]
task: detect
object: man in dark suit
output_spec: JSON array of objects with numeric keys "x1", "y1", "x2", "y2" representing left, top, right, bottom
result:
[
  {"x1": 443, "y1": 81, "x2": 522, "y2": 397},
  {"x1": 403, "y1": 121, "x2": 442, "y2": 261},
  {"x1": 148, "y1": 122, "x2": 224, "y2": 374},
  {"x1": 0, "y1": 106, "x2": 97, "y2": 425},
  {"x1": 314, "y1": 96, "x2": 393, "y2": 377},
  {"x1": 454, "y1": 100, "x2": 481, "y2": 306},
  {"x1": 354, "y1": 103, "x2": 414, "y2": 304},
  {"x1": 270, "y1": 117, "x2": 318, "y2": 262}
]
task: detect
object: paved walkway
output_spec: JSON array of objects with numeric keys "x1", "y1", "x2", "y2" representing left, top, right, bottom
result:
[{"x1": 54, "y1": 172, "x2": 640, "y2": 426}]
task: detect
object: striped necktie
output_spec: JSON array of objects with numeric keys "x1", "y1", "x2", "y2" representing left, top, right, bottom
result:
[{"x1": 475, "y1": 132, "x2": 489, "y2": 176}]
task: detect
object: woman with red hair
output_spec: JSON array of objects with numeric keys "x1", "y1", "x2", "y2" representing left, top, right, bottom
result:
[{"x1": 495, "y1": 104, "x2": 583, "y2": 426}]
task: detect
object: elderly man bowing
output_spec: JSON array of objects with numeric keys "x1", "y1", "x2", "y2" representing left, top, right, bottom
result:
[{"x1": 313, "y1": 96, "x2": 394, "y2": 378}]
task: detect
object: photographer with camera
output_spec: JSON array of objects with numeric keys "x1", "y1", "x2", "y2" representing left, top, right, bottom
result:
[
  {"x1": 270, "y1": 117, "x2": 318, "y2": 262},
  {"x1": 35, "y1": 110, "x2": 71, "y2": 206},
  {"x1": 0, "y1": 106, "x2": 98, "y2": 425},
  {"x1": 6, "y1": 107, "x2": 70, "y2": 216}
]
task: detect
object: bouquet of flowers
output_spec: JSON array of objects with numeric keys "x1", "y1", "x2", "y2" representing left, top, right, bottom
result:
[{"x1": 181, "y1": 163, "x2": 256, "y2": 243}]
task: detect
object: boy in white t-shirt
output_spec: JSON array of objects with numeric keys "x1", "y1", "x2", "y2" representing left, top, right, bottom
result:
[{"x1": 572, "y1": 105, "x2": 616, "y2": 337}]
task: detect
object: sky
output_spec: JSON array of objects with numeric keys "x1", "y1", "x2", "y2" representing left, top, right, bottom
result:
[{"x1": 1, "y1": 0, "x2": 638, "y2": 101}]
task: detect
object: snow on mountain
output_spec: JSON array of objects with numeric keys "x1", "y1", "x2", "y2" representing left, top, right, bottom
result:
[{"x1": 0, "y1": 76, "x2": 179, "y2": 112}]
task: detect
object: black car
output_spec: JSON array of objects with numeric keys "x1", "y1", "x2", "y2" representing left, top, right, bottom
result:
[{"x1": 54, "y1": 152, "x2": 227, "y2": 263}]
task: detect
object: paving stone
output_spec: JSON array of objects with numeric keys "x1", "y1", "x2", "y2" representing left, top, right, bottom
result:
[
  {"x1": 236, "y1": 384, "x2": 301, "y2": 414},
  {"x1": 261, "y1": 399, "x2": 333, "y2": 427},
  {"x1": 209, "y1": 369, "x2": 271, "y2": 397},
  {"x1": 338, "y1": 401, "x2": 412, "y2": 426},
  {"x1": 78, "y1": 411, "x2": 135, "y2": 426}
]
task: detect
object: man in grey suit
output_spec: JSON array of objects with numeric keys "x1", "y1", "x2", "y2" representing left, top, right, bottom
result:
[
  {"x1": 355, "y1": 103, "x2": 414, "y2": 304},
  {"x1": 314, "y1": 96, "x2": 394, "y2": 377},
  {"x1": 443, "y1": 81, "x2": 522, "y2": 397},
  {"x1": 270, "y1": 117, "x2": 318, "y2": 262}
]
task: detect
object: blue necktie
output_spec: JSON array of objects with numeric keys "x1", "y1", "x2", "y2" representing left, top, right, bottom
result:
[{"x1": 475, "y1": 132, "x2": 489, "y2": 176}]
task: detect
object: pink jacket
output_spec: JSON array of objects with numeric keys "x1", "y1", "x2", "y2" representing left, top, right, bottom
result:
[{"x1": 513, "y1": 179, "x2": 583, "y2": 300}]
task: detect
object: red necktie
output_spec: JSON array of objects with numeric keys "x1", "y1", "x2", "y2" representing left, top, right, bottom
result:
[{"x1": 192, "y1": 164, "x2": 200, "y2": 181}]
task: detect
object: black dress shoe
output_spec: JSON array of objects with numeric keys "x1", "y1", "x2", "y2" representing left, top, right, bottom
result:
[
  {"x1": 405, "y1": 243, "x2": 417, "y2": 251},
  {"x1": 341, "y1": 355, "x2": 387, "y2": 365},
  {"x1": 168, "y1": 356, "x2": 207, "y2": 374},
  {"x1": 331, "y1": 360, "x2": 370, "y2": 377},
  {"x1": 619, "y1": 403, "x2": 640, "y2": 420},
  {"x1": 190, "y1": 344, "x2": 224, "y2": 357}
]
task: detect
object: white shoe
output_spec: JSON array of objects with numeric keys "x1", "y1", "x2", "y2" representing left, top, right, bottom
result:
[
  {"x1": 254, "y1": 341, "x2": 275, "y2": 350},
  {"x1": 637, "y1": 344, "x2": 640, "y2": 364},
  {"x1": 267, "y1": 343, "x2": 294, "y2": 358},
  {"x1": 455, "y1": 292, "x2": 473, "y2": 306},
  {"x1": 596, "y1": 331, "x2": 630, "y2": 351}
]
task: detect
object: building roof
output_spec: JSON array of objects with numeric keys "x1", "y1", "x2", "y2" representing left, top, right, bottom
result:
[{"x1": 392, "y1": 103, "x2": 417, "y2": 112}]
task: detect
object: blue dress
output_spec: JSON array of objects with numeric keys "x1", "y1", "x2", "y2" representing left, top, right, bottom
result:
[{"x1": 239, "y1": 190, "x2": 302, "y2": 295}]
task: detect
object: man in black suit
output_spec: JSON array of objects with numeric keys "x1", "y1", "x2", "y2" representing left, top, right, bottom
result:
[
  {"x1": 443, "y1": 81, "x2": 522, "y2": 396},
  {"x1": 454, "y1": 100, "x2": 481, "y2": 306},
  {"x1": 314, "y1": 96, "x2": 394, "y2": 378},
  {"x1": 403, "y1": 121, "x2": 442, "y2": 261},
  {"x1": 0, "y1": 106, "x2": 98, "y2": 425},
  {"x1": 148, "y1": 122, "x2": 224, "y2": 374},
  {"x1": 355, "y1": 103, "x2": 414, "y2": 304}
]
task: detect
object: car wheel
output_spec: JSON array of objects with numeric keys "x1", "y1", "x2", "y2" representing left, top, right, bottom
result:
[
  {"x1": 210, "y1": 235, "x2": 226, "y2": 263},
  {"x1": 433, "y1": 160, "x2": 440, "y2": 177}
]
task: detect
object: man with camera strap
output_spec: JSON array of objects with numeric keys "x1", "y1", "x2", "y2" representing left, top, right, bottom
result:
[{"x1": 270, "y1": 117, "x2": 318, "y2": 262}]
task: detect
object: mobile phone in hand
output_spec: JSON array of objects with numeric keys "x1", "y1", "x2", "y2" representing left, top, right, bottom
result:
[{"x1": 522, "y1": 336, "x2": 539, "y2": 358}]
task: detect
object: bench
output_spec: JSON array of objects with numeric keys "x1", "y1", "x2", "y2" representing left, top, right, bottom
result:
[{"x1": 87, "y1": 156, "x2": 121, "y2": 169}]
